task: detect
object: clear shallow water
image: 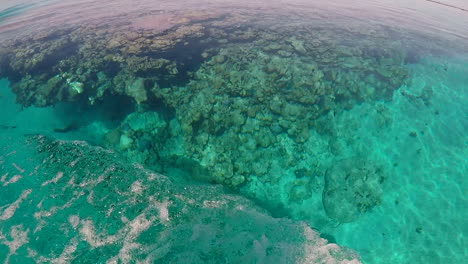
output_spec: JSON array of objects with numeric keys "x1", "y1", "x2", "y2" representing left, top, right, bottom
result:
[{"x1": 0, "y1": 1, "x2": 467, "y2": 263}]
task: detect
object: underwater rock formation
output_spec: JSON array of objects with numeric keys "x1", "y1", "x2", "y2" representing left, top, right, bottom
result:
[
  {"x1": 154, "y1": 33, "x2": 408, "y2": 187},
  {"x1": 0, "y1": 12, "x2": 411, "y2": 109},
  {"x1": 322, "y1": 158, "x2": 387, "y2": 223},
  {"x1": 0, "y1": 9, "x2": 444, "y2": 223},
  {"x1": 0, "y1": 14, "x2": 415, "y2": 189},
  {"x1": 0, "y1": 135, "x2": 361, "y2": 263}
]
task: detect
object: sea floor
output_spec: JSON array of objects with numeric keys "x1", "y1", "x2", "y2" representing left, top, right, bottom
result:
[
  {"x1": 240, "y1": 55, "x2": 468, "y2": 263},
  {"x1": 326, "y1": 56, "x2": 467, "y2": 263},
  {"x1": 0, "y1": 53, "x2": 467, "y2": 263}
]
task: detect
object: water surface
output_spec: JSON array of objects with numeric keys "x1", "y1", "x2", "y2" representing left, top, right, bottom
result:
[{"x1": 0, "y1": 1, "x2": 467, "y2": 263}]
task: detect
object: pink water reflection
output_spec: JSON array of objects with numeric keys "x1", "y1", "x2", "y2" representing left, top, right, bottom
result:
[{"x1": 0, "y1": 0, "x2": 467, "y2": 42}]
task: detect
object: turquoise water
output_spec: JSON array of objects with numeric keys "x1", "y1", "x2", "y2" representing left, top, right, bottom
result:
[{"x1": 1, "y1": 1, "x2": 467, "y2": 263}]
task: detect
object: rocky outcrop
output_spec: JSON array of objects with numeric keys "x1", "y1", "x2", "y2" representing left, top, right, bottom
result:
[{"x1": 0, "y1": 135, "x2": 361, "y2": 263}]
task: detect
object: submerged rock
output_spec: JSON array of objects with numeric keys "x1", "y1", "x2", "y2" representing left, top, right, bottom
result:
[
  {"x1": 322, "y1": 158, "x2": 387, "y2": 223},
  {"x1": 0, "y1": 135, "x2": 361, "y2": 263},
  {"x1": 0, "y1": 5, "x2": 449, "y2": 237},
  {"x1": 126, "y1": 77, "x2": 148, "y2": 104}
]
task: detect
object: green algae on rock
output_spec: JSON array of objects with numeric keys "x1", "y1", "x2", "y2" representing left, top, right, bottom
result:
[
  {"x1": 0, "y1": 135, "x2": 361, "y2": 263},
  {"x1": 322, "y1": 158, "x2": 387, "y2": 223},
  {"x1": 0, "y1": 9, "x2": 451, "y2": 225}
]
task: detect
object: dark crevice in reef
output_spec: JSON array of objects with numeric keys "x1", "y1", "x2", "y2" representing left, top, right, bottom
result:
[
  {"x1": 53, "y1": 93, "x2": 137, "y2": 135},
  {"x1": 0, "y1": 52, "x2": 14, "y2": 79},
  {"x1": 102, "y1": 60, "x2": 122, "y2": 77},
  {"x1": 85, "y1": 94, "x2": 137, "y2": 124},
  {"x1": 164, "y1": 40, "x2": 211, "y2": 85},
  {"x1": 191, "y1": 117, "x2": 205, "y2": 136},
  {"x1": 145, "y1": 93, "x2": 176, "y2": 121},
  {"x1": 142, "y1": 36, "x2": 213, "y2": 87}
]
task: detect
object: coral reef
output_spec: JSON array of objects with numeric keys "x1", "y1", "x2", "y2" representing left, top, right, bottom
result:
[
  {"x1": 0, "y1": 11, "x2": 428, "y2": 223},
  {"x1": 103, "y1": 111, "x2": 169, "y2": 165},
  {"x1": 322, "y1": 158, "x2": 387, "y2": 223},
  {"x1": 0, "y1": 15, "x2": 214, "y2": 106},
  {"x1": 0, "y1": 135, "x2": 361, "y2": 263},
  {"x1": 154, "y1": 31, "x2": 408, "y2": 187},
  {"x1": 0, "y1": 13, "x2": 411, "y2": 108},
  {"x1": 2, "y1": 2, "x2": 467, "y2": 263}
]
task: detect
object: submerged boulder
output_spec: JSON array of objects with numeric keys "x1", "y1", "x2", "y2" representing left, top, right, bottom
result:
[{"x1": 322, "y1": 157, "x2": 387, "y2": 223}]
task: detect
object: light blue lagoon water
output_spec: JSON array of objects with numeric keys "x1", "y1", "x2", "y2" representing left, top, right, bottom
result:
[{"x1": 0, "y1": 1, "x2": 467, "y2": 263}]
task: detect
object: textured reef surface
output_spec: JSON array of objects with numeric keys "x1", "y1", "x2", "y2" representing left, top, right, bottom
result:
[
  {"x1": 0, "y1": 135, "x2": 360, "y2": 263},
  {"x1": 0, "y1": 12, "x2": 421, "y2": 224}
]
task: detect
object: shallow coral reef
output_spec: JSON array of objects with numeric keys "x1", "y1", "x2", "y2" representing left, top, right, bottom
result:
[
  {"x1": 322, "y1": 158, "x2": 387, "y2": 223},
  {"x1": 0, "y1": 11, "x2": 442, "y2": 225},
  {"x1": 0, "y1": 135, "x2": 361, "y2": 263},
  {"x1": 154, "y1": 31, "x2": 408, "y2": 187}
]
